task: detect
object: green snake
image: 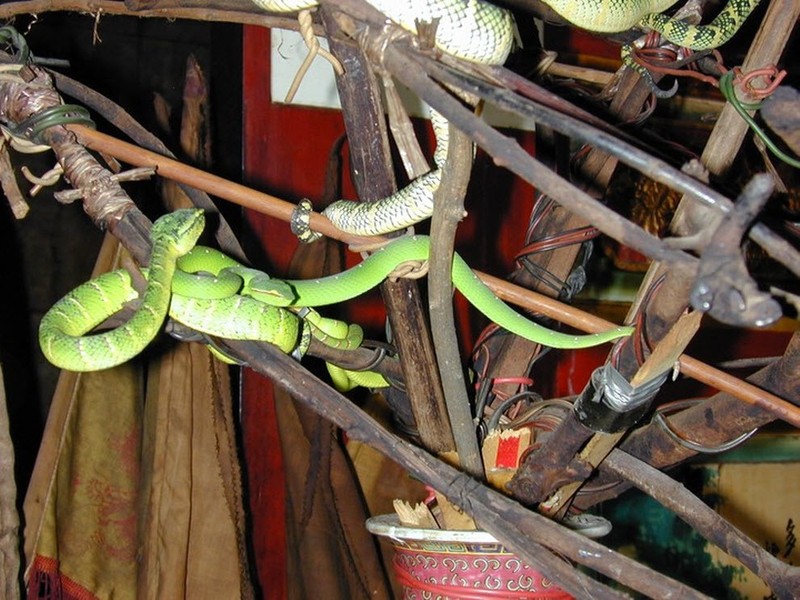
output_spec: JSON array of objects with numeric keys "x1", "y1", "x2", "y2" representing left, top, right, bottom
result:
[
  {"x1": 173, "y1": 237, "x2": 633, "y2": 349},
  {"x1": 39, "y1": 222, "x2": 383, "y2": 389},
  {"x1": 39, "y1": 209, "x2": 631, "y2": 375},
  {"x1": 39, "y1": 208, "x2": 206, "y2": 372},
  {"x1": 37, "y1": 209, "x2": 386, "y2": 387},
  {"x1": 217, "y1": 235, "x2": 634, "y2": 349}
]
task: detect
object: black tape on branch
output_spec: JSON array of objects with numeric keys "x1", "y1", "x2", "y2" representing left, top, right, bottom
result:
[{"x1": 575, "y1": 363, "x2": 667, "y2": 433}]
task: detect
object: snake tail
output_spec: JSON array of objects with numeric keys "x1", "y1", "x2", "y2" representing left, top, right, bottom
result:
[
  {"x1": 639, "y1": 0, "x2": 761, "y2": 50},
  {"x1": 39, "y1": 209, "x2": 205, "y2": 372},
  {"x1": 267, "y1": 236, "x2": 633, "y2": 350},
  {"x1": 326, "y1": 363, "x2": 390, "y2": 392}
]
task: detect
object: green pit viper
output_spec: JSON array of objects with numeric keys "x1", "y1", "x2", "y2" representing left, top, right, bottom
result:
[
  {"x1": 38, "y1": 210, "x2": 382, "y2": 389},
  {"x1": 39, "y1": 209, "x2": 633, "y2": 378},
  {"x1": 39, "y1": 208, "x2": 205, "y2": 372},
  {"x1": 254, "y1": 0, "x2": 759, "y2": 235}
]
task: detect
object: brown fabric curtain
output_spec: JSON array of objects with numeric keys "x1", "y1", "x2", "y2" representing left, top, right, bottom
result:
[
  {"x1": 23, "y1": 236, "x2": 253, "y2": 599},
  {"x1": 138, "y1": 341, "x2": 253, "y2": 599},
  {"x1": 274, "y1": 237, "x2": 392, "y2": 600}
]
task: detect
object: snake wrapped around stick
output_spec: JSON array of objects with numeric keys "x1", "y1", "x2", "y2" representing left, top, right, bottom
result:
[{"x1": 253, "y1": 0, "x2": 760, "y2": 234}]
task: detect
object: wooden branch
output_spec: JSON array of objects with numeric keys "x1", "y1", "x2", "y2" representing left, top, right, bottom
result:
[
  {"x1": 604, "y1": 449, "x2": 800, "y2": 598},
  {"x1": 318, "y1": 8, "x2": 456, "y2": 455},
  {"x1": 0, "y1": 0, "x2": 298, "y2": 28},
  {"x1": 428, "y1": 118, "x2": 483, "y2": 477},
  {"x1": 69, "y1": 125, "x2": 384, "y2": 247},
  {"x1": 411, "y1": 51, "x2": 800, "y2": 280},
  {"x1": 614, "y1": 0, "x2": 800, "y2": 376},
  {"x1": 226, "y1": 335, "x2": 710, "y2": 600}
]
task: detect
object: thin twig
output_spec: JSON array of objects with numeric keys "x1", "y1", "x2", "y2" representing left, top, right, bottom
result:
[
  {"x1": 428, "y1": 121, "x2": 482, "y2": 478},
  {"x1": 0, "y1": 0, "x2": 300, "y2": 28},
  {"x1": 604, "y1": 449, "x2": 800, "y2": 598},
  {"x1": 50, "y1": 69, "x2": 246, "y2": 259},
  {"x1": 0, "y1": 143, "x2": 28, "y2": 218}
]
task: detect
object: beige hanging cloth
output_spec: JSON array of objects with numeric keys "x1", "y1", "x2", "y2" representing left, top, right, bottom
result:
[
  {"x1": 24, "y1": 235, "x2": 146, "y2": 600},
  {"x1": 137, "y1": 338, "x2": 253, "y2": 599}
]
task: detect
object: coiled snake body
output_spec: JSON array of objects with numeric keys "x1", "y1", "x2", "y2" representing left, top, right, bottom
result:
[
  {"x1": 39, "y1": 209, "x2": 206, "y2": 372},
  {"x1": 253, "y1": 0, "x2": 759, "y2": 234}
]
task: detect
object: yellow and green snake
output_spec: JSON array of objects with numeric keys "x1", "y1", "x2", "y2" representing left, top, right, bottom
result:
[{"x1": 251, "y1": 0, "x2": 760, "y2": 235}]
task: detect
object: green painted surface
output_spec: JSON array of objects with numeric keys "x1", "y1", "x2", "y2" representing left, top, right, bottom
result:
[{"x1": 601, "y1": 467, "x2": 748, "y2": 599}]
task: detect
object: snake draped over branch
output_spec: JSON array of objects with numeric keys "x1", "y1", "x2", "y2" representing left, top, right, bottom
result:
[
  {"x1": 38, "y1": 209, "x2": 384, "y2": 389},
  {"x1": 541, "y1": 0, "x2": 762, "y2": 96},
  {"x1": 253, "y1": 0, "x2": 516, "y2": 237},
  {"x1": 39, "y1": 209, "x2": 633, "y2": 376},
  {"x1": 252, "y1": 0, "x2": 760, "y2": 236},
  {"x1": 39, "y1": 208, "x2": 205, "y2": 372}
]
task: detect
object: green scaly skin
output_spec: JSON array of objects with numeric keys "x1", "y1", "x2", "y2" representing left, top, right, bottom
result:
[
  {"x1": 38, "y1": 209, "x2": 206, "y2": 372},
  {"x1": 40, "y1": 268, "x2": 303, "y2": 358},
  {"x1": 326, "y1": 363, "x2": 389, "y2": 392},
  {"x1": 171, "y1": 248, "x2": 362, "y2": 354},
  {"x1": 173, "y1": 247, "x2": 389, "y2": 388},
  {"x1": 246, "y1": 235, "x2": 634, "y2": 350}
]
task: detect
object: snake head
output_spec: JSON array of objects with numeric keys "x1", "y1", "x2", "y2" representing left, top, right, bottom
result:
[{"x1": 152, "y1": 208, "x2": 205, "y2": 256}]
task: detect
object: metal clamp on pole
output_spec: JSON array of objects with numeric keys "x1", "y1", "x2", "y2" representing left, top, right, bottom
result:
[{"x1": 574, "y1": 363, "x2": 667, "y2": 433}]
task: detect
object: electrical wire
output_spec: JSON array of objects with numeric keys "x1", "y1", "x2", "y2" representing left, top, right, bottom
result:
[{"x1": 719, "y1": 70, "x2": 800, "y2": 170}]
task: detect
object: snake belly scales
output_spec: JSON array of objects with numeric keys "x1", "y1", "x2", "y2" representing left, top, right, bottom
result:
[{"x1": 253, "y1": 0, "x2": 759, "y2": 235}]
